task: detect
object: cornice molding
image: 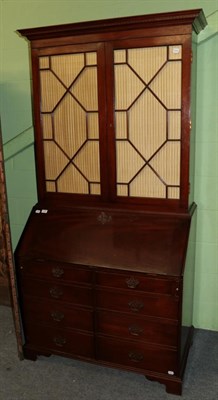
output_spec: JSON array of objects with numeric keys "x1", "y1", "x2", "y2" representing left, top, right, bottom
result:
[{"x1": 17, "y1": 9, "x2": 207, "y2": 41}]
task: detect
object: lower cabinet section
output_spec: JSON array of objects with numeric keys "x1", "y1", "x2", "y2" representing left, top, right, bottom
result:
[{"x1": 16, "y1": 261, "x2": 193, "y2": 395}]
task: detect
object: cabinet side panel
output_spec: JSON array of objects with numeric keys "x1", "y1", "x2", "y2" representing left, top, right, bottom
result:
[{"x1": 181, "y1": 208, "x2": 197, "y2": 359}]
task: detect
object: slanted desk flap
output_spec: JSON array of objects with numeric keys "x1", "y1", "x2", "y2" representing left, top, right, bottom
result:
[{"x1": 15, "y1": 207, "x2": 190, "y2": 277}]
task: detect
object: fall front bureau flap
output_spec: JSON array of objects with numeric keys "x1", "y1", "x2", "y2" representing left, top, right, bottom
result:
[{"x1": 15, "y1": 206, "x2": 191, "y2": 277}]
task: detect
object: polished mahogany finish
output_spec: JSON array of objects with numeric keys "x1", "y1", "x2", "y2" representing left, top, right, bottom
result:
[
  {"x1": 17, "y1": 9, "x2": 207, "y2": 213},
  {"x1": 16, "y1": 206, "x2": 194, "y2": 394},
  {"x1": 15, "y1": 9, "x2": 207, "y2": 396}
]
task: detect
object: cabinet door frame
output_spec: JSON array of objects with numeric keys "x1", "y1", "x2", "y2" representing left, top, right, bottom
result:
[
  {"x1": 31, "y1": 42, "x2": 109, "y2": 204},
  {"x1": 105, "y1": 35, "x2": 192, "y2": 211}
]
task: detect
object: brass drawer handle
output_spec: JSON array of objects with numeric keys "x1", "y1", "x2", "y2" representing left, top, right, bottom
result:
[
  {"x1": 128, "y1": 300, "x2": 144, "y2": 312},
  {"x1": 49, "y1": 286, "x2": 63, "y2": 299},
  {"x1": 52, "y1": 266, "x2": 64, "y2": 278},
  {"x1": 53, "y1": 336, "x2": 66, "y2": 347},
  {"x1": 51, "y1": 311, "x2": 65, "y2": 322},
  {"x1": 128, "y1": 351, "x2": 144, "y2": 363},
  {"x1": 128, "y1": 324, "x2": 144, "y2": 336},
  {"x1": 126, "y1": 277, "x2": 140, "y2": 289}
]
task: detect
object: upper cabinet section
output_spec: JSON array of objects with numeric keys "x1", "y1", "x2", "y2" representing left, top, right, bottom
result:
[{"x1": 18, "y1": 9, "x2": 207, "y2": 212}]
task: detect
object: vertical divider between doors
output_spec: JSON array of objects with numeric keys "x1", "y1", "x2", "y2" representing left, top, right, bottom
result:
[
  {"x1": 97, "y1": 43, "x2": 110, "y2": 202},
  {"x1": 104, "y1": 43, "x2": 117, "y2": 202}
]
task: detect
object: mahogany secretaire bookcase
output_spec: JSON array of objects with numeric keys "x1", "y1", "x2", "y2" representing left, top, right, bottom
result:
[{"x1": 14, "y1": 9, "x2": 207, "y2": 395}]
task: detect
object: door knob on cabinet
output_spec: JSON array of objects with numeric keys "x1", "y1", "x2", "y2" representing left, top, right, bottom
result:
[
  {"x1": 128, "y1": 300, "x2": 144, "y2": 312},
  {"x1": 49, "y1": 286, "x2": 63, "y2": 299},
  {"x1": 126, "y1": 277, "x2": 140, "y2": 289}
]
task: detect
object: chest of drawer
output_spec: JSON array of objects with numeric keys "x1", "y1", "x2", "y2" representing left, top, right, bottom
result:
[
  {"x1": 96, "y1": 336, "x2": 177, "y2": 375},
  {"x1": 96, "y1": 271, "x2": 180, "y2": 296},
  {"x1": 17, "y1": 259, "x2": 92, "y2": 285},
  {"x1": 22, "y1": 298, "x2": 93, "y2": 332},
  {"x1": 96, "y1": 310, "x2": 178, "y2": 346},
  {"x1": 96, "y1": 289, "x2": 179, "y2": 319},
  {"x1": 20, "y1": 278, "x2": 93, "y2": 307},
  {"x1": 25, "y1": 323, "x2": 94, "y2": 358}
]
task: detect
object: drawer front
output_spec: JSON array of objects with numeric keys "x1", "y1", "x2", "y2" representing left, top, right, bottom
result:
[
  {"x1": 18, "y1": 260, "x2": 92, "y2": 285},
  {"x1": 20, "y1": 278, "x2": 93, "y2": 307},
  {"x1": 96, "y1": 311, "x2": 178, "y2": 346},
  {"x1": 25, "y1": 324, "x2": 94, "y2": 358},
  {"x1": 22, "y1": 298, "x2": 93, "y2": 332},
  {"x1": 96, "y1": 289, "x2": 179, "y2": 319},
  {"x1": 96, "y1": 336, "x2": 177, "y2": 375},
  {"x1": 96, "y1": 271, "x2": 179, "y2": 295}
]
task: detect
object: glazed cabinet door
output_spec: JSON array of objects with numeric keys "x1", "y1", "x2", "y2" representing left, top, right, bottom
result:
[
  {"x1": 107, "y1": 36, "x2": 192, "y2": 209},
  {"x1": 32, "y1": 43, "x2": 108, "y2": 201}
]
